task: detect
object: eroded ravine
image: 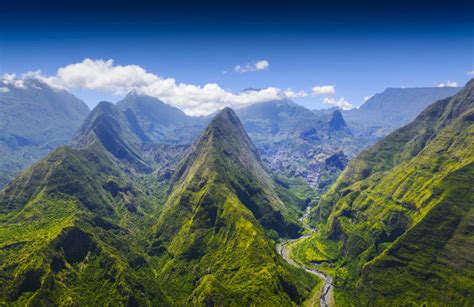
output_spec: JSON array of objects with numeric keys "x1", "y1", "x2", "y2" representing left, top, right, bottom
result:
[{"x1": 277, "y1": 206, "x2": 334, "y2": 307}]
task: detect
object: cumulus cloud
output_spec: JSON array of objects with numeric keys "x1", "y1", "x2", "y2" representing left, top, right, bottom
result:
[
  {"x1": 234, "y1": 60, "x2": 269, "y2": 73},
  {"x1": 310, "y1": 84, "x2": 353, "y2": 110},
  {"x1": 1, "y1": 73, "x2": 25, "y2": 88},
  {"x1": 437, "y1": 80, "x2": 458, "y2": 87},
  {"x1": 311, "y1": 85, "x2": 335, "y2": 96},
  {"x1": 467, "y1": 71, "x2": 474, "y2": 76},
  {"x1": 21, "y1": 58, "x2": 302, "y2": 116},
  {"x1": 322, "y1": 97, "x2": 353, "y2": 110},
  {"x1": 283, "y1": 89, "x2": 308, "y2": 98},
  {"x1": 0, "y1": 87, "x2": 9, "y2": 93}
]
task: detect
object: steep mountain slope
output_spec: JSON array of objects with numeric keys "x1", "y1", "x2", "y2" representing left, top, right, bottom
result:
[
  {"x1": 150, "y1": 108, "x2": 317, "y2": 305},
  {"x1": 0, "y1": 102, "x2": 175, "y2": 305},
  {"x1": 72, "y1": 101, "x2": 151, "y2": 172},
  {"x1": 344, "y1": 86, "x2": 460, "y2": 136},
  {"x1": 293, "y1": 80, "x2": 474, "y2": 305},
  {"x1": 0, "y1": 78, "x2": 90, "y2": 187},
  {"x1": 0, "y1": 104, "x2": 317, "y2": 305}
]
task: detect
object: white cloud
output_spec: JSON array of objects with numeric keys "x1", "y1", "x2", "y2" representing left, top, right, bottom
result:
[
  {"x1": 0, "y1": 87, "x2": 9, "y2": 93},
  {"x1": 1, "y1": 73, "x2": 25, "y2": 88},
  {"x1": 21, "y1": 58, "x2": 302, "y2": 116},
  {"x1": 437, "y1": 80, "x2": 458, "y2": 87},
  {"x1": 255, "y1": 60, "x2": 269, "y2": 70},
  {"x1": 234, "y1": 60, "x2": 269, "y2": 73},
  {"x1": 467, "y1": 71, "x2": 474, "y2": 76},
  {"x1": 311, "y1": 85, "x2": 335, "y2": 96},
  {"x1": 323, "y1": 97, "x2": 354, "y2": 110},
  {"x1": 310, "y1": 84, "x2": 353, "y2": 109},
  {"x1": 283, "y1": 89, "x2": 308, "y2": 98}
]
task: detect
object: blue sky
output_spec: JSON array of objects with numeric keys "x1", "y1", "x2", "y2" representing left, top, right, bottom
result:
[{"x1": 0, "y1": 0, "x2": 473, "y2": 113}]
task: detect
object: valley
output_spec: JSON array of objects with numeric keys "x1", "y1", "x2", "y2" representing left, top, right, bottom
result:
[
  {"x1": 0, "y1": 74, "x2": 472, "y2": 305},
  {"x1": 278, "y1": 205, "x2": 334, "y2": 307}
]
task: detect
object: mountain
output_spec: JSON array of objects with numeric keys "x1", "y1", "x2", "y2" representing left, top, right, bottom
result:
[
  {"x1": 149, "y1": 107, "x2": 317, "y2": 304},
  {"x1": 0, "y1": 101, "x2": 173, "y2": 305},
  {"x1": 236, "y1": 100, "x2": 361, "y2": 188},
  {"x1": 327, "y1": 109, "x2": 347, "y2": 131},
  {"x1": 116, "y1": 91, "x2": 207, "y2": 144},
  {"x1": 0, "y1": 79, "x2": 90, "y2": 187},
  {"x1": 292, "y1": 80, "x2": 474, "y2": 304},
  {"x1": 72, "y1": 101, "x2": 152, "y2": 173},
  {"x1": 344, "y1": 86, "x2": 461, "y2": 136},
  {"x1": 0, "y1": 104, "x2": 317, "y2": 305},
  {"x1": 114, "y1": 94, "x2": 361, "y2": 189}
]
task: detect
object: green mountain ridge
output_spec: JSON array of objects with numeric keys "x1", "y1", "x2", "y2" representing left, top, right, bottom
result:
[
  {"x1": 149, "y1": 107, "x2": 316, "y2": 305},
  {"x1": 292, "y1": 79, "x2": 474, "y2": 304},
  {"x1": 0, "y1": 104, "x2": 317, "y2": 305},
  {"x1": 0, "y1": 102, "x2": 171, "y2": 304}
]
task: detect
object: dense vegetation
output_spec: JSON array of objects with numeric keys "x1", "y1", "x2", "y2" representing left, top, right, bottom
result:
[
  {"x1": 0, "y1": 104, "x2": 317, "y2": 305},
  {"x1": 292, "y1": 80, "x2": 474, "y2": 304},
  {"x1": 0, "y1": 78, "x2": 472, "y2": 305},
  {"x1": 150, "y1": 108, "x2": 317, "y2": 304}
]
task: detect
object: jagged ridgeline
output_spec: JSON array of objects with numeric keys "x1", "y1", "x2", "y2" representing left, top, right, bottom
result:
[
  {"x1": 296, "y1": 80, "x2": 474, "y2": 305},
  {"x1": 0, "y1": 104, "x2": 317, "y2": 305}
]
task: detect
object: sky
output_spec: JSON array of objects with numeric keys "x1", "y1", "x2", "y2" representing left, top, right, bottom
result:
[{"x1": 0, "y1": 0, "x2": 473, "y2": 115}]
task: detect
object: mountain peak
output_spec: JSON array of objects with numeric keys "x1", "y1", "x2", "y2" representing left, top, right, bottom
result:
[
  {"x1": 197, "y1": 107, "x2": 259, "y2": 161},
  {"x1": 211, "y1": 107, "x2": 241, "y2": 127},
  {"x1": 72, "y1": 101, "x2": 150, "y2": 172},
  {"x1": 328, "y1": 109, "x2": 347, "y2": 130},
  {"x1": 168, "y1": 108, "x2": 297, "y2": 238}
]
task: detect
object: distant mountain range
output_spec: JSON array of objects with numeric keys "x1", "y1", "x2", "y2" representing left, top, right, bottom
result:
[
  {"x1": 235, "y1": 100, "x2": 358, "y2": 189},
  {"x1": 344, "y1": 86, "x2": 461, "y2": 136},
  {"x1": 0, "y1": 81, "x2": 460, "y2": 192},
  {"x1": 116, "y1": 91, "x2": 206, "y2": 144},
  {"x1": 0, "y1": 79, "x2": 89, "y2": 186}
]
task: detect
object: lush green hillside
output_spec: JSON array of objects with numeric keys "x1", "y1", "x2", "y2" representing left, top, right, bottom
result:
[
  {"x1": 0, "y1": 79, "x2": 90, "y2": 187},
  {"x1": 0, "y1": 101, "x2": 174, "y2": 305},
  {"x1": 292, "y1": 80, "x2": 474, "y2": 305},
  {"x1": 150, "y1": 107, "x2": 317, "y2": 305},
  {"x1": 0, "y1": 104, "x2": 317, "y2": 305}
]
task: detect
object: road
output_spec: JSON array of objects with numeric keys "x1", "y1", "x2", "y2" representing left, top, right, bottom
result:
[{"x1": 277, "y1": 206, "x2": 334, "y2": 307}]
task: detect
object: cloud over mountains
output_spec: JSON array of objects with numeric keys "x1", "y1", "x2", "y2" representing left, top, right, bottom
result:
[
  {"x1": 3, "y1": 58, "x2": 357, "y2": 114},
  {"x1": 18, "y1": 59, "x2": 299, "y2": 116},
  {"x1": 311, "y1": 84, "x2": 353, "y2": 110}
]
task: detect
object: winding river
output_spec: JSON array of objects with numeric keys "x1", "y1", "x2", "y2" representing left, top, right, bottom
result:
[{"x1": 277, "y1": 206, "x2": 334, "y2": 307}]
